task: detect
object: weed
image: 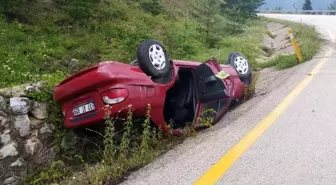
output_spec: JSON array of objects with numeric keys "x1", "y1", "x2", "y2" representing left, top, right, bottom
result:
[
  {"x1": 119, "y1": 106, "x2": 133, "y2": 164},
  {"x1": 258, "y1": 54, "x2": 298, "y2": 70},
  {"x1": 140, "y1": 104, "x2": 152, "y2": 157},
  {"x1": 244, "y1": 72, "x2": 260, "y2": 101},
  {"x1": 102, "y1": 105, "x2": 117, "y2": 167},
  {"x1": 197, "y1": 108, "x2": 217, "y2": 128},
  {"x1": 65, "y1": 104, "x2": 163, "y2": 184},
  {"x1": 28, "y1": 160, "x2": 70, "y2": 185}
]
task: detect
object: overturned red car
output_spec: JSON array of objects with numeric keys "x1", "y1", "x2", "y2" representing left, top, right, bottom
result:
[{"x1": 53, "y1": 39, "x2": 252, "y2": 134}]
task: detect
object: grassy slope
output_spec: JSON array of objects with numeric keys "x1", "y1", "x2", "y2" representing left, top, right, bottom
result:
[
  {"x1": 257, "y1": 17, "x2": 321, "y2": 70},
  {"x1": 0, "y1": 0, "x2": 268, "y2": 88}
]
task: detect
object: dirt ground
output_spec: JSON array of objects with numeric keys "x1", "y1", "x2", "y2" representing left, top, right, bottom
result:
[{"x1": 257, "y1": 22, "x2": 295, "y2": 63}]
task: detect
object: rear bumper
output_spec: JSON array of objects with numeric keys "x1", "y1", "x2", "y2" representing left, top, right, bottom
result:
[{"x1": 62, "y1": 91, "x2": 129, "y2": 128}]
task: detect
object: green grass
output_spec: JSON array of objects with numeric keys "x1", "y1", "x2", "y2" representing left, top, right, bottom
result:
[
  {"x1": 0, "y1": 0, "x2": 268, "y2": 88},
  {"x1": 192, "y1": 19, "x2": 268, "y2": 69},
  {"x1": 257, "y1": 17, "x2": 321, "y2": 70}
]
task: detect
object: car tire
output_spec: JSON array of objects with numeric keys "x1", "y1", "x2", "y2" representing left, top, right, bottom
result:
[
  {"x1": 137, "y1": 39, "x2": 171, "y2": 78},
  {"x1": 226, "y1": 52, "x2": 252, "y2": 85}
]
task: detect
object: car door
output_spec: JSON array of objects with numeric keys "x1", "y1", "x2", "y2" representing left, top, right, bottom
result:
[{"x1": 193, "y1": 59, "x2": 231, "y2": 128}]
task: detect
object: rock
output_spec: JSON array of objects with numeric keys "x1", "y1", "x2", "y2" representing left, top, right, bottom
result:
[
  {"x1": 1, "y1": 129, "x2": 11, "y2": 145},
  {"x1": 25, "y1": 137, "x2": 42, "y2": 155},
  {"x1": 36, "y1": 145, "x2": 60, "y2": 166},
  {"x1": 24, "y1": 82, "x2": 42, "y2": 93},
  {"x1": 10, "y1": 97, "x2": 31, "y2": 115},
  {"x1": 4, "y1": 175, "x2": 19, "y2": 185},
  {"x1": 40, "y1": 123, "x2": 53, "y2": 134},
  {"x1": 0, "y1": 116, "x2": 8, "y2": 126},
  {"x1": 10, "y1": 158, "x2": 24, "y2": 167},
  {"x1": 65, "y1": 58, "x2": 79, "y2": 68},
  {"x1": 0, "y1": 88, "x2": 11, "y2": 97},
  {"x1": 13, "y1": 115, "x2": 31, "y2": 137},
  {"x1": 30, "y1": 117, "x2": 44, "y2": 128},
  {"x1": 0, "y1": 86, "x2": 25, "y2": 97},
  {"x1": 0, "y1": 82, "x2": 43, "y2": 97},
  {"x1": 0, "y1": 110, "x2": 7, "y2": 117},
  {"x1": 31, "y1": 129, "x2": 39, "y2": 137},
  {"x1": 30, "y1": 102, "x2": 48, "y2": 120},
  {"x1": 4, "y1": 176, "x2": 15, "y2": 184},
  {"x1": 0, "y1": 142, "x2": 18, "y2": 159},
  {"x1": 0, "y1": 96, "x2": 7, "y2": 111}
]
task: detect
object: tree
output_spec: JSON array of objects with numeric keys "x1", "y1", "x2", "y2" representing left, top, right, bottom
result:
[
  {"x1": 0, "y1": 0, "x2": 38, "y2": 22},
  {"x1": 328, "y1": 0, "x2": 336, "y2": 10},
  {"x1": 140, "y1": 0, "x2": 165, "y2": 16},
  {"x1": 222, "y1": 0, "x2": 266, "y2": 17},
  {"x1": 192, "y1": 0, "x2": 224, "y2": 47},
  {"x1": 274, "y1": 6, "x2": 282, "y2": 11},
  {"x1": 302, "y1": 0, "x2": 313, "y2": 10}
]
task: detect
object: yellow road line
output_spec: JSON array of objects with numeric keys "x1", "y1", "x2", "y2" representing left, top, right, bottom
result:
[{"x1": 194, "y1": 38, "x2": 334, "y2": 185}]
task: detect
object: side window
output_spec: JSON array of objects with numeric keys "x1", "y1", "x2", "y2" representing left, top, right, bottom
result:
[
  {"x1": 203, "y1": 100, "x2": 228, "y2": 117},
  {"x1": 198, "y1": 99, "x2": 229, "y2": 126}
]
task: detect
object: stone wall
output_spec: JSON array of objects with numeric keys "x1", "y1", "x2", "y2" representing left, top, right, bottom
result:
[{"x1": 0, "y1": 83, "x2": 58, "y2": 185}]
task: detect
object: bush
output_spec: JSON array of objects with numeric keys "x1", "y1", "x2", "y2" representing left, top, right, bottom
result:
[{"x1": 140, "y1": 0, "x2": 165, "y2": 16}]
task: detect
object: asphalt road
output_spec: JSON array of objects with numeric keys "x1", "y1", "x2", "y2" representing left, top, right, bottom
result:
[{"x1": 121, "y1": 14, "x2": 336, "y2": 185}]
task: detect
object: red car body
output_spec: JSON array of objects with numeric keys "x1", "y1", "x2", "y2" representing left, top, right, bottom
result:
[{"x1": 53, "y1": 59, "x2": 248, "y2": 134}]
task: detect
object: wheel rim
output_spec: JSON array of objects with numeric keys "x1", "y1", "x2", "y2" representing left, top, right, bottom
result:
[
  {"x1": 149, "y1": 44, "x2": 166, "y2": 70},
  {"x1": 234, "y1": 56, "x2": 249, "y2": 75}
]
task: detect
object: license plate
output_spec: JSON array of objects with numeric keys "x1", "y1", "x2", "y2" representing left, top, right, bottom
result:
[{"x1": 73, "y1": 101, "x2": 95, "y2": 116}]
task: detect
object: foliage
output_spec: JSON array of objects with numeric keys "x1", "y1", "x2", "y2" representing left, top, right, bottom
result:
[
  {"x1": 0, "y1": 0, "x2": 39, "y2": 23},
  {"x1": 197, "y1": 108, "x2": 216, "y2": 127},
  {"x1": 0, "y1": 0, "x2": 269, "y2": 88},
  {"x1": 75, "y1": 104, "x2": 180, "y2": 185},
  {"x1": 302, "y1": 0, "x2": 313, "y2": 10},
  {"x1": 101, "y1": 105, "x2": 117, "y2": 167},
  {"x1": 258, "y1": 18, "x2": 320, "y2": 70},
  {"x1": 222, "y1": 6, "x2": 246, "y2": 34},
  {"x1": 28, "y1": 160, "x2": 70, "y2": 185},
  {"x1": 274, "y1": 6, "x2": 282, "y2": 11},
  {"x1": 140, "y1": 0, "x2": 165, "y2": 16},
  {"x1": 328, "y1": 0, "x2": 336, "y2": 10},
  {"x1": 258, "y1": 54, "x2": 298, "y2": 70},
  {"x1": 244, "y1": 71, "x2": 259, "y2": 101},
  {"x1": 191, "y1": 0, "x2": 225, "y2": 47},
  {"x1": 222, "y1": 0, "x2": 266, "y2": 18},
  {"x1": 220, "y1": 0, "x2": 266, "y2": 35}
]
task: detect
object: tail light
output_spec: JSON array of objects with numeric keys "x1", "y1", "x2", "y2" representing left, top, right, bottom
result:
[{"x1": 101, "y1": 88, "x2": 129, "y2": 105}]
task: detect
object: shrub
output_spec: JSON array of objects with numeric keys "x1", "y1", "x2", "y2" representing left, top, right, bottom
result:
[{"x1": 140, "y1": 0, "x2": 165, "y2": 16}]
